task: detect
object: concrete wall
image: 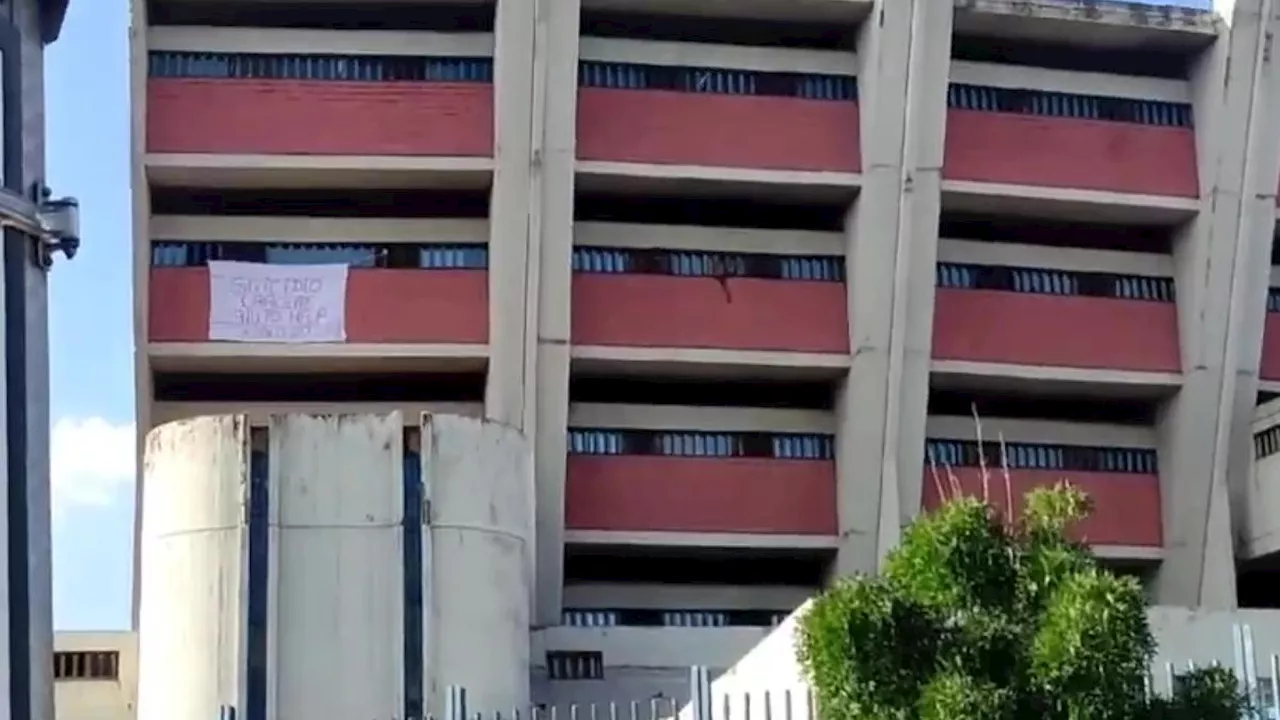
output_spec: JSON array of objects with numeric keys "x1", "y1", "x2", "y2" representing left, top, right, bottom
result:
[{"x1": 532, "y1": 605, "x2": 1280, "y2": 710}]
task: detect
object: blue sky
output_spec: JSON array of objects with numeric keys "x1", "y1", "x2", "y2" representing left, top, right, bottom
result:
[
  {"x1": 48, "y1": 0, "x2": 134, "y2": 631},
  {"x1": 38, "y1": 0, "x2": 1221, "y2": 632}
]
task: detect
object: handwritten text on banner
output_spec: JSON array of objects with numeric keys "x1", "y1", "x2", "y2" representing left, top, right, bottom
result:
[{"x1": 208, "y1": 261, "x2": 349, "y2": 343}]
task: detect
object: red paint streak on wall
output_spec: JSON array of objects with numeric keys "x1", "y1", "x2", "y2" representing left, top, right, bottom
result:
[
  {"x1": 920, "y1": 467, "x2": 1163, "y2": 547},
  {"x1": 577, "y1": 88, "x2": 860, "y2": 172},
  {"x1": 149, "y1": 267, "x2": 488, "y2": 343},
  {"x1": 1258, "y1": 313, "x2": 1280, "y2": 380},
  {"x1": 933, "y1": 288, "x2": 1181, "y2": 372},
  {"x1": 566, "y1": 455, "x2": 837, "y2": 535},
  {"x1": 944, "y1": 110, "x2": 1198, "y2": 197},
  {"x1": 572, "y1": 274, "x2": 850, "y2": 353},
  {"x1": 147, "y1": 79, "x2": 494, "y2": 157}
]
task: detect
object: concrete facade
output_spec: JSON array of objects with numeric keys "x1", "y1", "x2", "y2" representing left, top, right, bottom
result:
[{"x1": 131, "y1": 0, "x2": 1280, "y2": 707}]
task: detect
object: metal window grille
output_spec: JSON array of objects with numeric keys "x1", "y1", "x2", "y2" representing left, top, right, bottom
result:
[
  {"x1": 925, "y1": 439, "x2": 1158, "y2": 474},
  {"x1": 578, "y1": 61, "x2": 856, "y2": 101},
  {"x1": 148, "y1": 52, "x2": 493, "y2": 83},
  {"x1": 948, "y1": 83, "x2": 1193, "y2": 128},
  {"x1": 151, "y1": 241, "x2": 488, "y2": 270},
  {"x1": 936, "y1": 262, "x2": 1175, "y2": 302}
]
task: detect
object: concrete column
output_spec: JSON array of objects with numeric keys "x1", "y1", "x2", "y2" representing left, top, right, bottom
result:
[
  {"x1": 485, "y1": 0, "x2": 579, "y2": 626},
  {"x1": 130, "y1": 0, "x2": 152, "y2": 631},
  {"x1": 486, "y1": 0, "x2": 537, "y2": 428},
  {"x1": 1153, "y1": 0, "x2": 1280, "y2": 607},
  {"x1": 835, "y1": 0, "x2": 953, "y2": 577},
  {"x1": 528, "y1": 0, "x2": 579, "y2": 628}
]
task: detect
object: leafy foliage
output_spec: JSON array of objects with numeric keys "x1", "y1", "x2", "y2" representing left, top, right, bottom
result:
[{"x1": 795, "y1": 482, "x2": 1252, "y2": 720}]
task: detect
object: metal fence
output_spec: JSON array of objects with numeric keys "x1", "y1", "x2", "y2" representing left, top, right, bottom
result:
[{"x1": 438, "y1": 625, "x2": 1280, "y2": 720}]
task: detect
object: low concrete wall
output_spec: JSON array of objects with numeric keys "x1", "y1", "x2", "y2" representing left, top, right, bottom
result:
[{"x1": 533, "y1": 604, "x2": 1280, "y2": 710}]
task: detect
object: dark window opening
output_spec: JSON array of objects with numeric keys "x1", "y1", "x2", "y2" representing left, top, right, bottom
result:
[
  {"x1": 928, "y1": 389, "x2": 1157, "y2": 425},
  {"x1": 562, "y1": 608, "x2": 788, "y2": 628},
  {"x1": 402, "y1": 428, "x2": 424, "y2": 720},
  {"x1": 546, "y1": 651, "x2": 604, "y2": 680},
  {"x1": 937, "y1": 263, "x2": 1174, "y2": 302},
  {"x1": 53, "y1": 651, "x2": 119, "y2": 681},
  {"x1": 147, "y1": 1, "x2": 495, "y2": 32},
  {"x1": 1260, "y1": 391, "x2": 1280, "y2": 405},
  {"x1": 149, "y1": 51, "x2": 492, "y2": 83},
  {"x1": 153, "y1": 372, "x2": 486, "y2": 403},
  {"x1": 1255, "y1": 426, "x2": 1280, "y2": 460},
  {"x1": 565, "y1": 545, "x2": 831, "y2": 586},
  {"x1": 151, "y1": 241, "x2": 487, "y2": 270},
  {"x1": 939, "y1": 212, "x2": 1173, "y2": 254},
  {"x1": 574, "y1": 247, "x2": 842, "y2": 281},
  {"x1": 580, "y1": 61, "x2": 854, "y2": 101},
  {"x1": 581, "y1": 11, "x2": 856, "y2": 50},
  {"x1": 926, "y1": 438, "x2": 1157, "y2": 474},
  {"x1": 568, "y1": 428, "x2": 834, "y2": 460},
  {"x1": 951, "y1": 35, "x2": 1194, "y2": 79},
  {"x1": 1239, "y1": 564, "x2": 1280, "y2": 608},
  {"x1": 569, "y1": 376, "x2": 835, "y2": 409},
  {"x1": 576, "y1": 193, "x2": 845, "y2": 232},
  {"x1": 1266, "y1": 288, "x2": 1280, "y2": 313},
  {"x1": 949, "y1": 83, "x2": 1192, "y2": 128},
  {"x1": 151, "y1": 188, "x2": 490, "y2": 218},
  {"x1": 245, "y1": 428, "x2": 269, "y2": 720}
]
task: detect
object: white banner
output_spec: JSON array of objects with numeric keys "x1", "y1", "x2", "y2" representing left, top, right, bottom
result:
[{"x1": 208, "y1": 261, "x2": 349, "y2": 343}]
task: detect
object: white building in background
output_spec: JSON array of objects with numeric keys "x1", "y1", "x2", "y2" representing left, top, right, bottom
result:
[{"x1": 53, "y1": 632, "x2": 137, "y2": 720}]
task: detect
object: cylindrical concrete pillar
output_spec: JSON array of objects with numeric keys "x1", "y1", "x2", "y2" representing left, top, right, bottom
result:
[
  {"x1": 136, "y1": 416, "x2": 247, "y2": 720},
  {"x1": 137, "y1": 413, "x2": 533, "y2": 720},
  {"x1": 423, "y1": 413, "x2": 534, "y2": 717}
]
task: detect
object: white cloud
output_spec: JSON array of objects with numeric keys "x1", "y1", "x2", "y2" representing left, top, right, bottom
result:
[{"x1": 51, "y1": 417, "x2": 135, "y2": 517}]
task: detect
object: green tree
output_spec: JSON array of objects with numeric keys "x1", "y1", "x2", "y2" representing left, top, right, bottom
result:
[{"x1": 796, "y1": 481, "x2": 1250, "y2": 720}]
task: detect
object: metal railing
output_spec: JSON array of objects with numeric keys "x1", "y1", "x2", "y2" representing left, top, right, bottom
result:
[{"x1": 209, "y1": 624, "x2": 1280, "y2": 720}]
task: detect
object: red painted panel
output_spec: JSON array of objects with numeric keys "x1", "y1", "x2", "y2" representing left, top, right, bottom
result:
[
  {"x1": 572, "y1": 274, "x2": 849, "y2": 353},
  {"x1": 147, "y1": 78, "x2": 494, "y2": 157},
  {"x1": 577, "y1": 88, "x2": 859, "y2": 172},
  {"x1": 920, "y1": 467, "x2": 1162, "y2": 547},
  {"x1": 933, "y1": 288, "x2": 1180, "y2": 372},
  {"x1": 566, "y1": 455, "x2": 837, "y2": 535},
  {"x1": 149, "y1": 267, "x2": 488, "y2": 343},
  {"x1": 1259, "y1": 313, "x2": 1280, "y2": 380},
  {"x1": 944, "y1": 109, "x2": 1198, "y2": 197}
]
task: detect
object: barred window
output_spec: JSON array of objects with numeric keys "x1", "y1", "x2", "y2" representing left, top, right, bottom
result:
[
  {"x1": 53, "y1": 651, "x2": 119, "y2": 681},
  {"x1": 1255, "y1": 426, "x2": 1280, "y2": 459},
  {"x1": 579, "y1": 61, "x2": 856, "y2": 101},
  {"x1": 948, "y1": 84, "x2": 1193, "y2": 128},
  {"x1": 547, "y1": 651, "x2": 604, "y2": 680},
  {"x1": 568, "y1": 428, "x2": 835, "y2": 460},
  {"x1": 562, "y1": 608, "x2": 789, "y2": 628},
  {"x1": 149, "y1": 51, "x2": 493, "y2": 83},
  {"x1": 574, "y1": 247, "x2": 844, "y2": 282},
  {"x1": 925, "y1": 439, "x2": 1157, "y2": 474},
  {"x1": 936, "y1": 263, "x2": 1174, "y2": 302},
  {"x1": 151, "y1": 241, "x2": 488, "y2": 270}
]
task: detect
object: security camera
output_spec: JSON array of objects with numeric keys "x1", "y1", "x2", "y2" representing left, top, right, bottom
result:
[{"x1": 38, "y1": 196, "x2": 79, "y2": 267}]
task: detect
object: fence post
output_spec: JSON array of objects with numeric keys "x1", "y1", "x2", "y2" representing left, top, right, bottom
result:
[
  {"x1": 688, "y1": 666, "x2": 711, "y2": 720},
  {"x1": 446, "y1": 685, "x2": 468, "y2": 720}
]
